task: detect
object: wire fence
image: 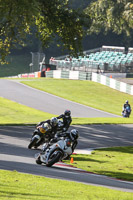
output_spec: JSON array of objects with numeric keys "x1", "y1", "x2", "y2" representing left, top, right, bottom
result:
[{"x1": 30, "y1": 52, "x2": 45, "y2": 72}]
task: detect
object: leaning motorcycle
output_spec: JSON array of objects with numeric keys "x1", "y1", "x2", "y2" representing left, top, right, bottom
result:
[
  {"x1": 35, "y1": 137, "x2": 72, "y2": 167},
  {"x1": 28, "y1": 122, "x2": 52, "y2": 149}
]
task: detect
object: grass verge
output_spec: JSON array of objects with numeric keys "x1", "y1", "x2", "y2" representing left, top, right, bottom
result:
[
  {"x1": 0, "y1": 96, "x2": 133, "y2": 125},
  {"x1": 0, "y1": 170, "x2": 132, "y2": 200},
  {"x1": 64, "y1": 146, "x2": 133, "y2": 182},
  {"x1": 0, "y1": 97, "x2": 55, "y2": 125},
  {"x1": 0, "y1": 78, "x2": 133, "y2": 197},
  {"x1": 20, "y1": 78, "x2": 133, "y2": 117},
  {"x1": 2, "y1": 77, "x2": 133, "y2": 124}
]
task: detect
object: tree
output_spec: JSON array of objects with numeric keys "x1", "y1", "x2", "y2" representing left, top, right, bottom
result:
[
  {"x1": 85, "y1": 0, "x2": 133, "y2": 36},
  {"x1": 0, "y1": 0, "x2": 90, "y2": 64}
]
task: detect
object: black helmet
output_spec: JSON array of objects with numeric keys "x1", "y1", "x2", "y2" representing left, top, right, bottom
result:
[
  {"x1": 51, "y1": 117, "x2": 58, "y2": 126},
  {"x1": 64, "y1": 109, "x2": 71, "y2": 118},
  {"x1": 70, "y1": 129, "x2": 79, "y2": 140},
  {"x1": 126, "y1": 100, "x2": 129, "y2": 104}
]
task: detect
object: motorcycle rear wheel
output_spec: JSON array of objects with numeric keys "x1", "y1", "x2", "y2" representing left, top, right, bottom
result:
[{"x1": 46, "y1": 150, "x2": 62, "y2": 167}]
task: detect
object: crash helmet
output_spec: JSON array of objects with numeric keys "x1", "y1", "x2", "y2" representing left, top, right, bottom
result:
[
  {"x1": 70, "y1": 129, "x2": 79, "y2": 141},
  {"x1": 51, "y1": 117, "x2": 58, "y2": 127},
  {"x1": 125, "y1": 100, "x2": 129, "y2": 104},
  {"x1": 64, "y1": 109, "x2": 71, "y2": 118}
]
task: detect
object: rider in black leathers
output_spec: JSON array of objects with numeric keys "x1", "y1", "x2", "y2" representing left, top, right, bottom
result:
[
  {"x1": 122, "y1": 100, "x2": 131, "y2": 116},
  {"x1": 123, "y1": 100, "x2": 131, "y2": 110},
  {"x1": 33, "y1": 117, "x2": 58, "y2": 146},
  {"x1": 57, "y1": 110, "x2": 72, "y2": 132}
]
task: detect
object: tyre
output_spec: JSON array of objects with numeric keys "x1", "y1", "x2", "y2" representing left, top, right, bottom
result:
[
  {"x1": 46, "y1": 150, "x2": 62, "y2": 167},
  {"x1": 28, "y1": 137, "x2": 38, "y2": 149},
  {"x1": 36, "y1": 156, "x2": 42, "y2": 165}
]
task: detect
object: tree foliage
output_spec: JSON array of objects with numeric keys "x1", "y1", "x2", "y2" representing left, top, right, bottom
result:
[
  {"x1": 1, "y1": 0, "x2": 133, "y2": 64},
  {"x1": 0, "y1": 0, "x2": 90, "y2": 64},
  {"x1": 86, "y1": 0, "x2": 133, "y2": 36}
]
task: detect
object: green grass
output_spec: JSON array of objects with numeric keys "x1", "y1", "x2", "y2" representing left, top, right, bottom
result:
[
  {"x1": 72, "y1": 117, "x2": 133, "y2": 124},
  {"x1": 65, "y1": 146, "x2": 133, "y2": 181},
  {"x1": 0, "y1": 78, "x2": 133, "y2": 197},
  {"x1": 0, "y1": 96, "x2": 133, "y2": 125},
  {"x1": 0, "y1": 96, "x2": 55, "y2": 125},
  {"x1": 0, "y1": 170, "x2": 132, "y2": 200},
  {"x1": 1, "y1": 77, "x2": 133, "y2": 125},
  {"x1": 20, "y1": 78, "x2": 133, "y2": 117}
]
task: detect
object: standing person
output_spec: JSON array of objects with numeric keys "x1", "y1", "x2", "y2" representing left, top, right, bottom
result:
[{"x1": 57, "y1": 110, "x2": 72, "y2": 132}]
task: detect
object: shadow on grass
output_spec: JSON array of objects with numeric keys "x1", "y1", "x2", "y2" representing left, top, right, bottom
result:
[
  {"x1": 72, "y1": 156, "x2": 107, "y2": 164},
  {"x1": 98, "y1": 146, "x2": 133, "y2": 154},
  {"x1": 0, "y1": 189, "x2": 64, "y2": 199},
  {"x1": 95, "y1": 170, "x2": 133, "y2": 182}
]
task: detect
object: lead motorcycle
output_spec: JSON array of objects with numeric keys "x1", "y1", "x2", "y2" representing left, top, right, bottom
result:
[
  {"x1": 35, "y1": 137, "x2": 72, "y2": 167},
  {"x1": 28, "y1": 122, "x2": 52, "y2": 149}
]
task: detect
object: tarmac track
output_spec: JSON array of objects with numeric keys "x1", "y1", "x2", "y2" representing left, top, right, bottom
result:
[
  {"x1": 0, "y1": 79, "x2": 119, "y2": 118},
  {"x1": 0, "y1": 125, "x2": 133, "y2": 192},
  {"x1": 0, "y1": 78, "x2": 133, "y2": 192}
]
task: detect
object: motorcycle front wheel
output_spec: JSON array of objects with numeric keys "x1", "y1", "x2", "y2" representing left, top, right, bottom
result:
[
  {"x1": 46, "y1": 150, "x2": 62, "y2": 167},
  {"x1": 28, "y1": 137, "x2": 38, "y2": 149},
  {"x1": 36, "y1": 155, "x2": 42, "y2": 165}
]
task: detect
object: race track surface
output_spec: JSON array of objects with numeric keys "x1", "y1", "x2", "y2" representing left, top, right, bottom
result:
[
  {"x1": 0, "y1": 79, "x2": 119, "y2": 118},
  {"x1": 0, "y1": 125, "x2": 133, "y2": 192},
  {"x1": 0, "y1": 78, "x2": 133, "y2": 192}
]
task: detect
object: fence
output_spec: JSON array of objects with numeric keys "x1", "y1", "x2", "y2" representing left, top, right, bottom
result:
[
  {"x1": 30, "y1": 52, "x2": 45, "y2": 72},
  {"x1": 46, "y1": 70, "x2": 133, "y2": 95},
  {"x1": 92, "y1": 73, "x2": 133, "y2": 95},
  {"x1": 46, "y1": 70, "x2": 92, "y2": 80},
  {"x1": 11, "y1": 69, "x2": 133, "y2": 96},
  {"x1": 49, "y1": 46, "x2": 133, "y2": 73}
]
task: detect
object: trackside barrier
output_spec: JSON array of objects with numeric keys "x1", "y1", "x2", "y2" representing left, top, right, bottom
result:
[
  {"x1": 21, "y1": 73, "x2": 28, "y2": 78},
  {"x1": 46, "y1": 70, "x2": 133, "y2": 95},
  {"x1": 28, "y1": 73, "x2": 35, "y2": 78},
  {"x1": 92, "y1": 72, "x2": 133, "y2": 95},
  {"x1": 45, "y1": 70, "x2": 92, "y2": 80},
  {"x1": 38, "y1": 71, "x2": 41, "y2": 77},
  {"x1": 17, "y1": 71, "x2": 41, "y2": 78},
  {"x1": 12, "y1": 70, "x2": 133, "y2": 95}
]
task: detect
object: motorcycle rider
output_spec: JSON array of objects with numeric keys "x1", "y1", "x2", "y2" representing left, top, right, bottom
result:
[
  {"x1": 57, "y1": 110, "x2": 72, "y2": 132},
  {"x1": 33, "y1": 117, "x2": 59, "y2": 145},
  {"x1": 42, "y1": 129, "x2": 79, "y2": 156},
  {"x1": 68, "y1": 129, "x2": 79, "y2": 153},
  {"x1": 122, "y1": 100, "x2": 131, "y2": 116}
]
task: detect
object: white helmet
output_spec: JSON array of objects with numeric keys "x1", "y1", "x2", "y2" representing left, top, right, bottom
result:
[
  {"x1": 51, "y1": 117, "x2": 58, "y2": 126},
  {"x1": 70, "y1": 129, "x2": 79, "y2": 140}
]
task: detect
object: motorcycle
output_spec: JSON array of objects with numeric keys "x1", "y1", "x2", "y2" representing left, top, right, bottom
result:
[
  {"x1": 35, "y1": 137, "x2": 72, "y2": 167},
  {"x1": 122, "y1": 106, "x2": 131, "y2": 118},
  {"x1": 41, "y1": 118, "x2": 71, "y2": 152},
  {"x1": 28, "y1": 122, "x2": 52, "y2": 149}
]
